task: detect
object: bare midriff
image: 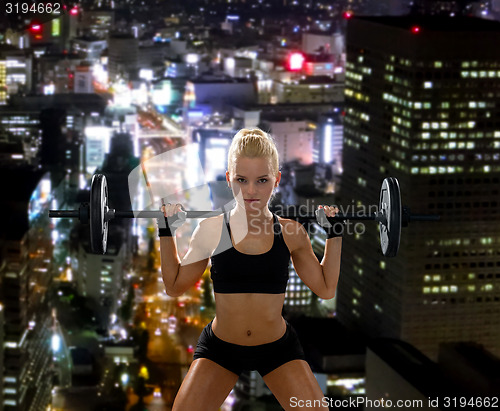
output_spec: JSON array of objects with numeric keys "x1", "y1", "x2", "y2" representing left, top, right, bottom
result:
[{"x1": 211, "y1": 293, "x2": 286, "y2": 345}]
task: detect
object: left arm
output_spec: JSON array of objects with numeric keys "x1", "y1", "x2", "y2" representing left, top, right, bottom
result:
[{"x1": 284, "y1": 219, "x2": 342, "y2": 300}]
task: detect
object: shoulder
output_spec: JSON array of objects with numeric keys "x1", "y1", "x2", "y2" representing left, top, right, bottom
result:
[
  {"x1": 198, "y1": 213, "x2": 224, "y2": 229},
  {"x1": 190, "y1": 214, "x2": 224, "y2": 250},
  {"x1": 276, "y1": 216, "x2": 310, "y2": 253},
  {"x1": 196, "y1": 214, "x2": 224, "y2": 237}
]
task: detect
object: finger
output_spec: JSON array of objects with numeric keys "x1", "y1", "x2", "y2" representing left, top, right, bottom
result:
[{"x1": 324, "y1": 206, "x2": 332, "y2": 217}]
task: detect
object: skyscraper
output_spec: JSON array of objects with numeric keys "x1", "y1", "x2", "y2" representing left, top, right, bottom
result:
[{"x1": 339, "y1": 16, "x2": 500, "y2": 360}]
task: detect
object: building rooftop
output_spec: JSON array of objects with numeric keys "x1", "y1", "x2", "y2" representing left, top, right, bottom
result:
[
  {"x1": 441, "y1": 342, "x2": 500, "y2": 379},
  {"x1": 369, "y1": 338, "x2": 462, "y2": 397},
  {"x1": 355, "y1": 15, "x2": 500, "y2": 32}
]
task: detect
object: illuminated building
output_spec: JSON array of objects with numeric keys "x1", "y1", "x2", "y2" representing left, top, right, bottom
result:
[
  {"x1": 0, "y1": 60, "x2": 6, "y2": 104},
  {"x1": 262, "y1": 118, "x2": 315, "y2": 164},
  {"x1": 108, "y1": 34, "x2": 139, "y2": 82},
  {"x1": 0, "y1": 45, "x2": 33, "y2": 101},
  {"x1": 27, "y1": 12, "x2": 78, "y2": 52},
  {"x1": 72, "y1": 133, "x2": 138, "y2": 327},
  {"x1": 302, "y1": 32, "x2": 344, "y2": 56},
  {"x1": 79, "y1": 10, "x2": 115, "y2": 39},
  {"x1": 0, "y1": 110, "x2": 41, "y2": 167},
  {"x1": 73, "y1": 227, "x2": 128, "y2": 326},
  {"x1": 339, "y1": 16, "x2": 500, "y2": 360},
  {"x1": 410, "y1": 0, "x2": 486, "y2": 16},
  {"x1": 72, "y1": 36, "x2": 107, "y2": 62},
  {"x1": 74, "y1": 64, "x2": 95, "y2": 94},
  {"x1": 274, "y1": 77, "x2": 344, "y2": 104},
  {"x1": 0, "y1": 169, "x2": 54, "y2": 410},
  {"x1": 192, "y1": 128, "x2": 234, "y2": 182},
  {"x1": 316, "y1": 111, "x2": 344, "y2": 168},
  {"x1": 223, "y1": 56, "x2": 253, "y2": 78}
]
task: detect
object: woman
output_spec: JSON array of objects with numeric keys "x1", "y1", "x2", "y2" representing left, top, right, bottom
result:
[{"x1": 159, "y1": 128, "x2": 343, "y2": 410}]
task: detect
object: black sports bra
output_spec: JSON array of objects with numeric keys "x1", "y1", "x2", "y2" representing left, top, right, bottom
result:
[{"x1": 210, "y1": 211, "x2": 290, "y2": 294}]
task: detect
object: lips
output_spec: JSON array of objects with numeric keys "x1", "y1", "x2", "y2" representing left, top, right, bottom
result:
[{"x1": 244, "y1": 199, "x2": 259, "y2": 202}]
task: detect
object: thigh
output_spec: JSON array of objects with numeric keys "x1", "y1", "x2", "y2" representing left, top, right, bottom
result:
[
  {"x1": 262, "y1": 360, "x2": 328, "y2": 411},
  {"x1": 172, "y1": 358, "x2": 239, "y2": 411}
]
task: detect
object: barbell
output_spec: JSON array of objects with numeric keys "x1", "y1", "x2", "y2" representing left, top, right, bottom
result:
[{"x1": 49, "y1": 173, "x2": 439, "y2": 257}]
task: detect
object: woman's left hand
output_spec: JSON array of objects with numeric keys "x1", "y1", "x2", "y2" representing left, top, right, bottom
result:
[
  {"x1": 316, "y1": 205, "x2": 345, "y2": 238},
  {"x1": 318, "y1": 205, "x2": 339, "y2": 218}
]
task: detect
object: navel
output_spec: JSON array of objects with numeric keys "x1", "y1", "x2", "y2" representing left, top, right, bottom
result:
[{"x1": 247, "y1": 330, "x2": 252, "y2": 337}]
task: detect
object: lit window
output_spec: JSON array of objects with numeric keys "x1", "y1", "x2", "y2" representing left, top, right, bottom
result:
[{"x1": 424, "y1": 81, "x2": 433, "y2": 88}]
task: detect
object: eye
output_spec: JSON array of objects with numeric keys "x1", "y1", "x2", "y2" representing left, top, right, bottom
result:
[
  {"x1": 237, "y1": 178, "x2": 246, "y2": 183},
  {"x1": 258, "y1": 178, "x2": 268, "y2": 183}
]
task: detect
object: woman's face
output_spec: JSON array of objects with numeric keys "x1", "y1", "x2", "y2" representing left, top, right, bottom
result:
[{"x1": 226, "y1": 156, "x2": 281, "y2": 212}]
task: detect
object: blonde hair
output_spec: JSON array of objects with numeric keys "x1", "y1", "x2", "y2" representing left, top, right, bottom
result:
[{"x1": 227, "y1": 128, "x2": 280, "y2": 176}]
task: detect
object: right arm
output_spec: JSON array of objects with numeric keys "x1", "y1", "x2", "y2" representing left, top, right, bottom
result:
[{"x1": 160, "y1": 218, "x2": 218, "y2": 297}]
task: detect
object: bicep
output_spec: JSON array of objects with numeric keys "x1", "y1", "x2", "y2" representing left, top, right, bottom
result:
[{"x1": 172, "y1": 221, "x2": 217, "y2": 296}]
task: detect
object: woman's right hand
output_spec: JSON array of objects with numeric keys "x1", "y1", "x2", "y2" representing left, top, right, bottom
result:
[{"x1": 158, "y1": 202, "x2": 187, "y2": 237}]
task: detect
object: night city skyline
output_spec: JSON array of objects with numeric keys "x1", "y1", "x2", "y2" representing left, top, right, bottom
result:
[{"x1": 1, "y1": 0, "x2": 500, "y2": 410}]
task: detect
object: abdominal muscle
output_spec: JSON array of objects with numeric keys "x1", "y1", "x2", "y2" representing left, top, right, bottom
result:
[{"x1": 211, "y1": 293, "x2": 286, "y2": 345}]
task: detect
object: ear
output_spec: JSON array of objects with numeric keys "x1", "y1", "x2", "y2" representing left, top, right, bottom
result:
[
  {"x1": 275, "y1": 171, "x2": 281, "y2": 187},
  {"x1": 226, "y1": 170, "x2": 231, "y2": 186}
]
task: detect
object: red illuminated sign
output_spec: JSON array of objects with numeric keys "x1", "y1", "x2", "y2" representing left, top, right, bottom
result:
[
  {"x1": 288, "y1": 52, "x2": 305, "y2": 71},
  {"x1": 30, "y1": 23, "x2": 42, "y2": 32}
]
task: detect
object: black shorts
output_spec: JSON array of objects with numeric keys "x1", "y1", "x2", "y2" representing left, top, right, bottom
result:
[{"x1": 193, "y1": 319, "x2": 306, "y2": 377}]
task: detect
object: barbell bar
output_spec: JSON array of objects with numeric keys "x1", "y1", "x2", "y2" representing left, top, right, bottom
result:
[{"x1": 49, "y1": 174, "x2": 440, "y2": 256}]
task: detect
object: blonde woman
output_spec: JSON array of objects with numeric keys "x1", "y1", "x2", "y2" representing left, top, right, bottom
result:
[{"x1": 159, "y1": 128, "x2": 343, "y2": 410}]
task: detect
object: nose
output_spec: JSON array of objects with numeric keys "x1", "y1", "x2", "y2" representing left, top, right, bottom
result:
[{"x1": 247, "y1": 183, "x2": 257, "y2": 195}]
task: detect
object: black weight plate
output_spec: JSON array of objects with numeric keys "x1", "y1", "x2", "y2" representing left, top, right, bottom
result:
[
  {"x1": 90, "y1": 174, "x2": 109, "y2": 254},
  {"x1": 379, "y1": 177, "x2": 402, "y2": 257}
]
